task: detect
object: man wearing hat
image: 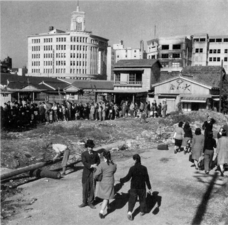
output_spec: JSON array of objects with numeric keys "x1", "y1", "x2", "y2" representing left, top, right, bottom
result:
[{"x1": 79, "y1": 140, "x2": 100, "y2": 209}]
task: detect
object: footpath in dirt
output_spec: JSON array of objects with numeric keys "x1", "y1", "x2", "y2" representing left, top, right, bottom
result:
[
  {"x1": 1, "y1": 111, "x2": 228, "y2": 225},
  {"x1": 2, "y1": 144, "x2": 228, "y2": 225}
]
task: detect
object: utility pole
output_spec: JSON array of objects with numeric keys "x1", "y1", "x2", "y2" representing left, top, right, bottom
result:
[{"x1": 219, "y1": 60, "x2": 223, "y2": 113}]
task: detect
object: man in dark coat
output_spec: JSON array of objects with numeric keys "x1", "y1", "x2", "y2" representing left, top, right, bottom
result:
[
  {"x1": 120, "y1": 154, "x2": 152, "y2": 220},
  {"x1": 79, "y1": 140, "x2": 100, "y2": 209}
]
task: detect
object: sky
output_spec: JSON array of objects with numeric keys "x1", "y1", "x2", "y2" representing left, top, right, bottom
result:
[{"x1": 1, "y1": 0, "x2": 228, "y2": 68}]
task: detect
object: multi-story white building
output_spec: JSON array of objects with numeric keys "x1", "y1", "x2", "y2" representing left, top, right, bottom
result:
[
  {"x1": 113, "y1": 40, "x2": 146, "y2": 63},
  {"x1": 191, "y1": 34, "x2": 228, "y2": 73},
  {"x1": 147, "y1": 36, "x2": 192, "y2": 72},
  {"x1": 27, "y1": 4, "x2": 108, "y2": 79},
  {"x1": 208, "y1": 35, "x2": 228, "y2": 73},
  {"x1": 191, "y1": 34, "x2": 209, "y2": 66}
]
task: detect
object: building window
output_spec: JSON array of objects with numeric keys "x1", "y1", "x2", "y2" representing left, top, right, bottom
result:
[
  {"x1": 161, "y1": 54, "x2": 169, "y2": 58},
  {"x1": 209, "y1": 57, "x2": 212, "y2": 61},
  {"x1": 213, "y1": 57, "x2": 216, "y2": 61},
  {"x1": 213, "y1": 49, "x2": 217, "y2": 54},
  {"x1": 129, "y1": 73, "x2": 136, "y2": 83},
  {"x1": 209, "y1": 49, "x2": 213, "y2": 54},
  {"x1": 200, "y1": 48, "x2": 203, "y2": 53},
  {"x1": 224, "y1": 57, "x2": 228, "y2": 62},
  {"x1": 225, "y1": 49, "x2": 228, "y2": 53},
  {"x1": 173, "y1": 44, "x2": 181, "y2": 50},
  {"x1": 173, "y1": 53, "x2": 180, "y2": 58},
  {"x1": 199, "y1": 38, "x2": 206, "y2": 42},
  {"x1": 224, "y1": 38, "x2": 228, "y2": 42},
  {"x1": 161, "y1": 45, "x2": 169, "y2": 50},
  {"x1": 115, "y1": 74, "x2": 120, "y2": 82},
  {"x1": 218, "y1": 49, "x2": 221, "y2": 54},
  {"x1": 217, "y1": 57, "x2": 220, "y2": 61},
  {"x1": 216, "y1": 38, "x2": 222, "y2": 42},
  {"x1": 195, "y1": 49, "x2": 199, "y2": 53},
  {"x1": 209, "y1": 39, "x2": 215, "y2": 42},
  {"x1": 172, "y1": 62, "x2": 180, "y2": 68},
  {"x1": 194, "y1": 38, "x2": 199, "y2": 42}
]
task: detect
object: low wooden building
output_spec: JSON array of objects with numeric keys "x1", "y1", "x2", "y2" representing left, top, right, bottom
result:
[
  {"x1": 96, "y1": 59, "x2": 162, "y2": 104},
  {"x1": 152, "y1": 66, "x2": 227, "y2": 113}
]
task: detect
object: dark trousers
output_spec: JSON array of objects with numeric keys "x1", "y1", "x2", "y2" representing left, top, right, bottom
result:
[
  {"x1": 82, "y1": 173, "x2": 94, "y2": 205},
  {"x1": 128, "y1": 189, "x2": 146, "y2": 213},
  {"x1": 204, "y1": 149, "x2": 213, "y2": 172}
]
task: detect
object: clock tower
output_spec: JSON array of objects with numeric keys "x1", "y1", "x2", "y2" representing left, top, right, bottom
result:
[{"x1": 70, "y1": 2, "x2": 85, "y2": 31}]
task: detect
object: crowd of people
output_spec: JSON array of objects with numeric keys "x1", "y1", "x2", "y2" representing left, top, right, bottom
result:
[
  {"x1": 173, "y1": 115, "x2": 228, "y2": 177},
  {"x1": 1, "y1": 99, "x2": 168, "y2": 130}
]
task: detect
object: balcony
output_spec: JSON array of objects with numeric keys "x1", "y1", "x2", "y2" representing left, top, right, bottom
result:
[{"x1": 114, "y1": 81, "x2": 142, "y2": 87}]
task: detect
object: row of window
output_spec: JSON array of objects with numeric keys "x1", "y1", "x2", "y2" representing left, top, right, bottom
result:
[
  {"x1": 161, "y1": 53, "x2": 180, "y2": 58},
  {"x1": 209, "y1": 57, "x2": 228, "y2": 62},
  {"x1": 44, "y1": 45, "x2": 53, "y2": 51},
  {"x1": 56, "y1": 37, "x2": 66, "y2": 42},
  {"x1": 56, "y1": 69, "x2": 66, "y2": 74},
  {"x1": 32, "y1": 54, "x2": 40, "y2": 59},
  {"x1": 210, "y1": 38, "x2": 228, "y2": 43},
  {"x1": 161, "y1": 44, "x2": 181, "y2": 50},
  {"x1": 209, "y1": 57, "x2": 220, "y2": 62},
  {"x1": 56, "y1": 61, "x2": 66, "y2": 66},
  {"x1": 32, "y1": 61, "x2": 40, "y2": 66},
  {"x1": 44, "y1": 61, "x2": 52, "y2": 66},
  {"x1": 194, "y1": 38, "x2": 206, "y2": 42},
  {"x1": 70, "y1": 45, "x2": 88, "y2": 51},
  {"x1": 209, "y1": 49, "x2": 228, "y2": 54},
  {"x1": 44, "y1": 69, "x2": 53, "y2": 73},
  {"x1": 44, "y1": 38, "x2": 53, "y2": 43},
  {"x1": 70, "y1": 61, "x2": 87, "y2": 66},
  {"x1": 32, "y1": 46, "x2": 40, "y2": 51},
  {"x1": 70, "y1": 69, "x2": 86, "y2": 74},
  {"x1": 70, "y1": 53, "x2": 87, "y2": 59},
  {"x1": 44, "y1": 53, "x2": 53, "y2": 58},
  {"x1": 32, "y1": 69, "x2": 40, "y2": 73},
  {"x1": 32, "y1": 39, "x2": 40, "y2": 43},
  {"x1": 56, "y1": 53, "x2": 66, "y2": 58},
  {"x1": 70, "y1": 36, "x2": 88, "y2": 43},
  {"x1": 195, "y1": 48, "x2": 203, "y2": 53},
  {"x1": 56, "y1": 45, "x2": 66, "y2": 51},
  {"x1": 160, "y1": 62, "x2": 181, "y2": 68},
  {"x1": 32, "y1": 45, "x2": 97, "y2": 52}
]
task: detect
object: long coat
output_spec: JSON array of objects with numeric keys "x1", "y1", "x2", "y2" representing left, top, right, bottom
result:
[
  {"x1": 81, "y1": 150, "x2": 100, "y2": 184},
  {"x1": 94, "y1": 161, "x2": 117, "y2": 200},
  {"x1": 191, "y1": 134, "x2": 205, "y2": 160},
  {"x1": 217, "y1": 136, "x2": 228, "y2": 165}
]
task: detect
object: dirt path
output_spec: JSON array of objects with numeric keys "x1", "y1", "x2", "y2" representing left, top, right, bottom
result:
[{"x1": 3, "y1": 146, "x2": 227, "y2": 225}]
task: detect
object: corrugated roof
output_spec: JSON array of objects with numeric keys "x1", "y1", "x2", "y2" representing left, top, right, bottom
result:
[
  {"x1": 181, "y1": 66, "x2": 225, "y2": 88},
  {"x1": 114, "y1": 59, "x2": 160, "y2": 68},
  {"x1": 70, "y1": 80, "x2": 114, "y2": 90}
]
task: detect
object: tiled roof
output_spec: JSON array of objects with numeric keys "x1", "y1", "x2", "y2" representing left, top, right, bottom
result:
[
  {"x1": 181, "y1": 66, "x2": 226, "y2": 88},
  {"x1": 114, "y1": 59, "x2": 160, "y2": 68},
  {"x1": 159, "y1": 71, "x2": 180, "y2": 82},
  {"x1": 0, "y1": 73, "x2": 68, "y2": 90},
  {"x1": 70, "y1": 80, "x2": 114, "y2": 90}
]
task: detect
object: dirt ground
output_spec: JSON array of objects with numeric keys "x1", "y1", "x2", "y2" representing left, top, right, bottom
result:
[
  {"x1": 1, "y1": 114, "x2": 228, "y2": 225},
  {"x1": 2, "y1": 143, "x2": 228, "y2": 225}
]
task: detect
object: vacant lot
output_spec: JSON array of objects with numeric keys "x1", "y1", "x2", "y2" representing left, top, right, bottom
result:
[{"x1": 1, "y1": 112, "x2": 228, "y2": 225}]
